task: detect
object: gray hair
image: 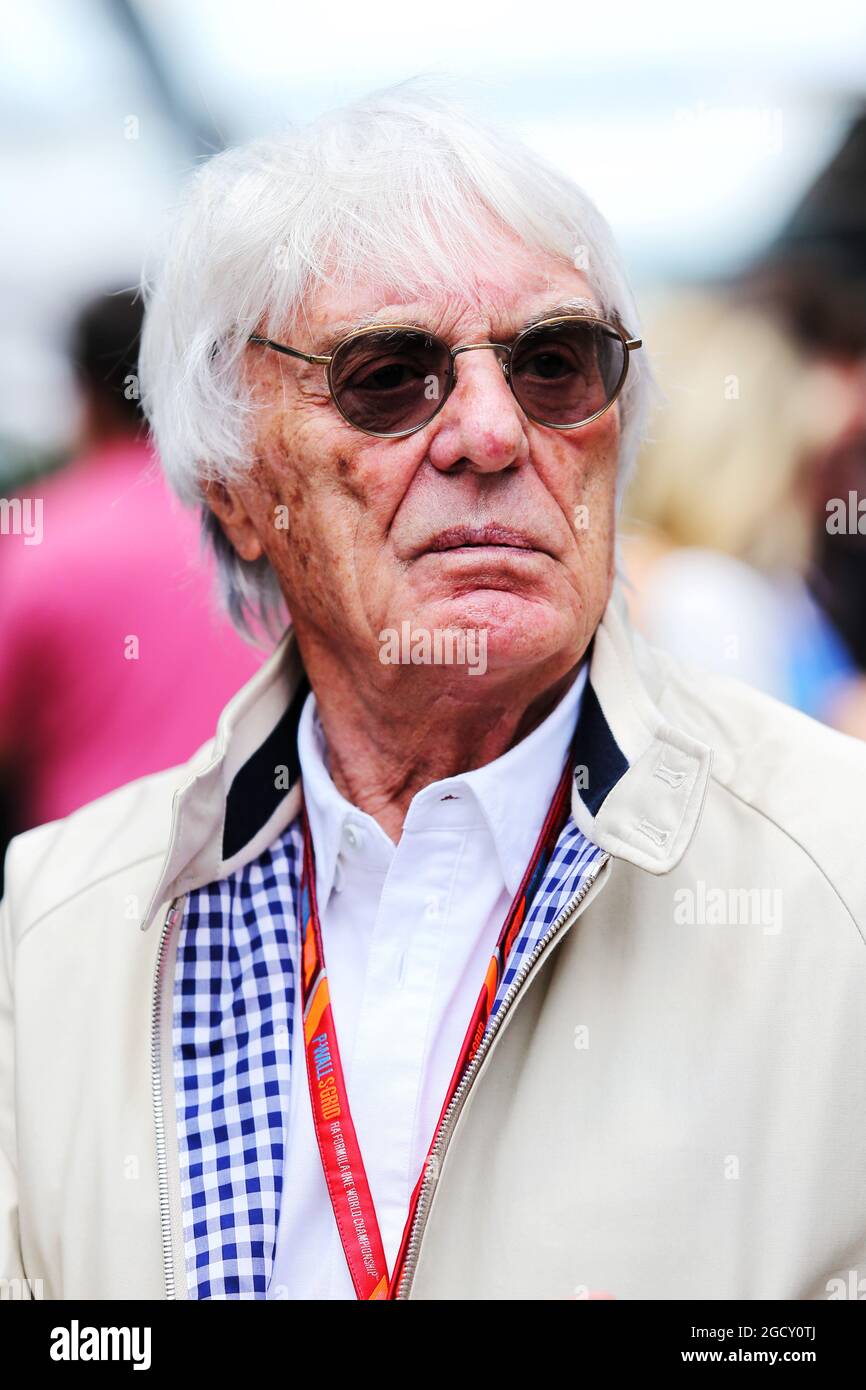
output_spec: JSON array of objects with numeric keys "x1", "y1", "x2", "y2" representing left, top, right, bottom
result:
[{"x1": 139, "y1": 78, "x2": 653, "y2": 642}]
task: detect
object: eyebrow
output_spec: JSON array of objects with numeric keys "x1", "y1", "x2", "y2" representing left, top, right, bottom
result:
[
  {"x1": 314, "y1": 295, "x2": 601, "y2": 354},
  {"x1": 518, "y1": 297, "x2": 600, "y2": 331}
]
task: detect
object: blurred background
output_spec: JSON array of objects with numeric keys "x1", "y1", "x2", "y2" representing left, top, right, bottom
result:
[{"x1": 1, "y1": 0, "x2": 865, "y2": 880}]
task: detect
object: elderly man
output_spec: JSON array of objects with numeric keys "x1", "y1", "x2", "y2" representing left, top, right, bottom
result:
[{"x1": 2, "y1": 86, "x2": 866, "y2": 1304}]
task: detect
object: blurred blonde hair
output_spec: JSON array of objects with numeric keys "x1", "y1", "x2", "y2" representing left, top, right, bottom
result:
[{"x1": 624, "y1": 292, "x2": 834, "y2": 573}]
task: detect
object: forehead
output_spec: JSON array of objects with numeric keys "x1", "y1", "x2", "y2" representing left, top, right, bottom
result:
[{"x1": 297, "y1": 235, "x2": 599, "y2": 348}]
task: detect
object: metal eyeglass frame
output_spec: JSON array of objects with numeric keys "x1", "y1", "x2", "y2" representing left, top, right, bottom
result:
[{"x1": 248, "y1": 314, "x2": 643, "y2": 440}]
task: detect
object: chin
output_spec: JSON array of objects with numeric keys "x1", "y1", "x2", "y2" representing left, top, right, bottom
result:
[
  {"x1": 386, "y1": 590, "x2": 580, "y2": 681},
  {"x1": 473, "y1": 615, "x2": 575, "y2": 679}
]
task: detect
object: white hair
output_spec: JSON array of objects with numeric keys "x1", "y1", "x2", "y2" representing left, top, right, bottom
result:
[{"x1": 139, "y1": 78, "x2": 654, "y2": 641}]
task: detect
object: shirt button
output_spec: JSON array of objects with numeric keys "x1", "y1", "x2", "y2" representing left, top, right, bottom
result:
[{"x1": 344, "y1": 823, "x2": 362, "y2": 850}]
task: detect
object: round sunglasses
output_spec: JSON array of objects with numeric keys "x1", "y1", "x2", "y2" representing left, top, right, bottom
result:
[{"x1": 249, "y1": 314, "x2": 642, "y2": 439}]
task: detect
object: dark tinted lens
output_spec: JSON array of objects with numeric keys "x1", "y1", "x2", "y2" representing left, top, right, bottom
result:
[
  {"x1": 510, "y1": 319, "x2": 626, "y2": 426},
  {"x1": 329, "y1": 329, "x2": 451, "y2": 435}
]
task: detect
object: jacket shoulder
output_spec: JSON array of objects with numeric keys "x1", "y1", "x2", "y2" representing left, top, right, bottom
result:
[
  {"x1": 648, "y1": 644, "x2": 866, "y2": 905},
  {"x1": 1, "y1": 742, "x2": 214, "y2": 937}
]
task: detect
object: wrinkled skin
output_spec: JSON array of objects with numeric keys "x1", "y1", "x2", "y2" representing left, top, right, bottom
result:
[{"x1": 209, "y1": 234, "x2": 620, "y2": 837}]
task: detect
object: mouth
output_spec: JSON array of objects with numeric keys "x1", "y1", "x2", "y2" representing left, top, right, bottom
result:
[{"x1": 421, "y1": 524, "x2": 545, "y2": 556}]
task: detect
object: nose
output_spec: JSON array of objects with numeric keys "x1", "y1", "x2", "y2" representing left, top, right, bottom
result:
[{"x1": 426, "y1": 347, "x2": 530, "y2": 474}]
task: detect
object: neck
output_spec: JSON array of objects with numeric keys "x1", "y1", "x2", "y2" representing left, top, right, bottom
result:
[{"x1": 299, "y1": 641, "x2": 581, "y2": 842}]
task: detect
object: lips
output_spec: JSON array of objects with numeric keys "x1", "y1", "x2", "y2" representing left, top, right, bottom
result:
[{"x1": 423, "y1": 524, "x2": 541, "y2": 554}]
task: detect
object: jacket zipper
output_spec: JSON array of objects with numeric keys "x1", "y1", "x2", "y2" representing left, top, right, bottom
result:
[
  {"x1": 395, "y1": 851, "x2": 610, "y2": 1299},
  {"x1": 151, "y1": 898, "x2": 181, "y2": 1300}
]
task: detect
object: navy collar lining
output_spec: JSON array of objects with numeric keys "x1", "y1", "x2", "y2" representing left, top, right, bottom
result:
[
  {"x1": 222, "y1": 675, "x2": 310, "y2": 860},
  {"x1": 569, "y1": 679, "x2": 629, "y2": 816},
  {"x1": 222, "y1": 664, "x2": 629, "y2": 861}
]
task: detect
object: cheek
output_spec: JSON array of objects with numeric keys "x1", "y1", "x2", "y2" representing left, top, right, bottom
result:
[
  {"x1": 277, "y1": 411, "x2": 413, "y2": 520},
  {"x1": 254, "y1": 412, "x2": 360, "y2": 538},
  {"x1": 250, "y1": 412, "x2": 420, "y2": 595},
  {"x1": 536, "y1": 412, "x2": 620, "y2": 532},
  {"x1": 571, "y1": 409, "x2": 620, "y2": 492}
]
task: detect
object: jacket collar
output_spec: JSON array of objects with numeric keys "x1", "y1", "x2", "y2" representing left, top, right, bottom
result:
[
  {"x1": 569, "y1": 587, "x2": 713, "y2": 875},
  {"x1": 141, "y1": 584, "x2": 713, "y2": 930}
]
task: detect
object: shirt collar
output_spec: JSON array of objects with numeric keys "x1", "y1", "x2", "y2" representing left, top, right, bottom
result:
[
  {"x1": 297, "y1": 691, "x2": 393, "y2": 909},
  {"x1": 446, "y1": 664, "x2": 587, "y2": 895},
  {"x1": 297, "y1": 664, "x2": 587, "y2": 906}
]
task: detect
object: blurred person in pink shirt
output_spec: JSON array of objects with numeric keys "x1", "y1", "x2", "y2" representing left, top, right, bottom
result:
[{"x1": 0, "y1": 290, "x2": 264, "y2": 839}]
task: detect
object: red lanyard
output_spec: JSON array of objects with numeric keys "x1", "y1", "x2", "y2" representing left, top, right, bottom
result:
[{"x1": 297, "y1": 750, "x2": 575, "y2": 1299}]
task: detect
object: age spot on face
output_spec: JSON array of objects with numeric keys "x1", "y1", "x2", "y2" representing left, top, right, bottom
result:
[{"x1": 334, "y1": 453, "x2": 367, "y2": 505}]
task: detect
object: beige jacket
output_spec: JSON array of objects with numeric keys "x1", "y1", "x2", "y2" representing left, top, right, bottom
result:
[{"x1": 2, "y1": 592, "x2": 866, "y2": 1301}]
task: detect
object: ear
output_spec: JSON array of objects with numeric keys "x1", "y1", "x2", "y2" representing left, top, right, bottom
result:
[{"x1": 204, "y1": 480, "x2": 265, "y2": 563}]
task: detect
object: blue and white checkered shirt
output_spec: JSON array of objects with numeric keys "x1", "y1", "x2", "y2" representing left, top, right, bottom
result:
[
  {"x1": 173, "y1": 811, "x2": 602, "y2": 1298},
  {"x1": 172, "y1": 674, "x2": 604, "y2": 1299}
]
